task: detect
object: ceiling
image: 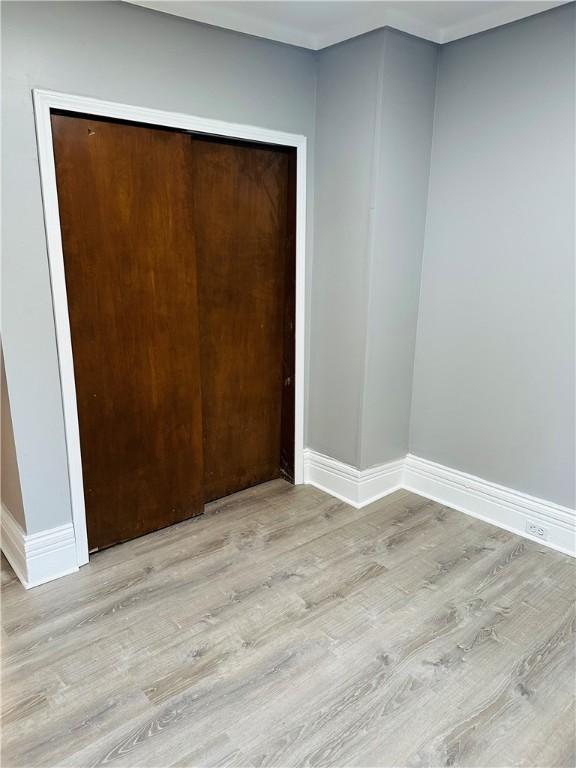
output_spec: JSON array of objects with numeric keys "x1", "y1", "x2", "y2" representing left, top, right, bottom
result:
[{"x1": 124, "y1": 1, "x2": 570, "y2": 48}]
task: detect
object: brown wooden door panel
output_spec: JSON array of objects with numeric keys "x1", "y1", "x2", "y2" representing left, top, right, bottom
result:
[
  {"x1": 52, "y1": 114, "x2": 205, "y2": 550},
  {"x1": 52, "y1": 115, "x2": 296, "y2": 549},
  {"x1": 191, "y1": 137, "x2": 295, "y2": 501}
]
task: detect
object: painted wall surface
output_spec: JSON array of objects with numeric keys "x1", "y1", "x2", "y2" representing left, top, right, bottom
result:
[
  {"x1": 2, "y1": 1, "x2": 316, "y2": 533},
  {"x1": 410, "y1": 4, "x2": 575, "y2": 507},
  {"x1": 310, "y1": 28, "x2": 437, "y2": 469},
  {"x1": 1, "y1": 353, "x2": 26, "y2": 530},
  {"x1": 360, "y1": 29, "x2": 437, "y2": 468},
  {"x1": 308, "y1": 30, "x2": 383, "y2": 466},
  {"x1": 3, "y1": 0, "x2": 573, "y2": 540}
]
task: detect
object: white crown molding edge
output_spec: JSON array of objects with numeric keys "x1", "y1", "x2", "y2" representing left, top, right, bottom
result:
[
  {"x1": 438, "y1": 1, "x2": 569, "y2": 44},
  {"x1": 123, "y1": 1, "x2": 571, "y2": 50},
  {"x1": 1, "y1": 504, "x2": 79, "y2": 589},
  {"x1": 304, "y1": 449, "x2": 575, "y2": 557},
  {"x1": 123, "y1": 0, "x2": 322, "y2": 47}
]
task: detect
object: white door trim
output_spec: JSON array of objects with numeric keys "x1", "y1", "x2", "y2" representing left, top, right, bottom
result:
[{"x1": 33, "y1": 88, "x2": 307, "y2": 568}]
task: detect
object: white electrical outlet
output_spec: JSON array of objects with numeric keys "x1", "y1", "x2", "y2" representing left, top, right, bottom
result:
[{"x1": 526, "y1": 520, "x2": 548, "y2": 540}]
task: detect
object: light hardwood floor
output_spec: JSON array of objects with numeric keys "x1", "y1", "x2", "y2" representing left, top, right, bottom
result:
[{"x1": 1, "y1": 481, "x2": 575, "y2": 767}]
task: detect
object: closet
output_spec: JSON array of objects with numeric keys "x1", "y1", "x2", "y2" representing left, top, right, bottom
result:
[{"x1": 51, "y1": 113, "x2": 296, "y2": 551}]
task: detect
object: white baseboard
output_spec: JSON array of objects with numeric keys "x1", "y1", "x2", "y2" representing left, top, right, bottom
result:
[
  {"x1": 403, "y1": 454, "x2": 575, "y2": 557},
  {"x1": 303, "y1": 449, "x2": 575, "y2": 557},
  {"x1": 303, "y1": 449, "x2": 404, "y2": 508},
  {"x1": 3, "y1": 450, "x2": 573, "y2": 591},
  {"x1": 1, "y1": 505, "x2": 78, "y2": 588}
]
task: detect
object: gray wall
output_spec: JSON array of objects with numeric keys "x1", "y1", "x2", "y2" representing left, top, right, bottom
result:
[
  {"x1": 1, "y1": 351, "x2": 26, "y2": 530},
  {"x1": 361, "y1": 29, "x2": 437, "y2": 468},
  {"x1": 310, "y1": 28, "x2": 437, "y2": 468},
  {"x1": 4, "y1": 0, "x2": 573, "y2": 538},
  {"x1": 410, "y1": 4, "x2": 575, "y2": 507},
  {"x1": 2, "y1": 1, "x2": 316, "y2": 533},
  {"x1": 308, "y1": 30, "x2": 384, "y2": 466}
]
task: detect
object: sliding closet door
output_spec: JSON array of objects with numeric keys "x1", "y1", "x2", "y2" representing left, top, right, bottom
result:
[
  {"x1": 191, "y1": 137, "x2": 295, "y2": 501},
  {"x1": 51, "y1": 114, "x2": 205, "y2": 551}
]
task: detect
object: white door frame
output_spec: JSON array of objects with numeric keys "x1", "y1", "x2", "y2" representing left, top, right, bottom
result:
[{"x1": 33, "y1": 88, "x2": 307, "y2": 568}]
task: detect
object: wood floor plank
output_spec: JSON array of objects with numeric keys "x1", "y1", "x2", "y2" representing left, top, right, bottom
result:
[{"x1": 2, "y1": 480, "x2": 574, "y2": 768}]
